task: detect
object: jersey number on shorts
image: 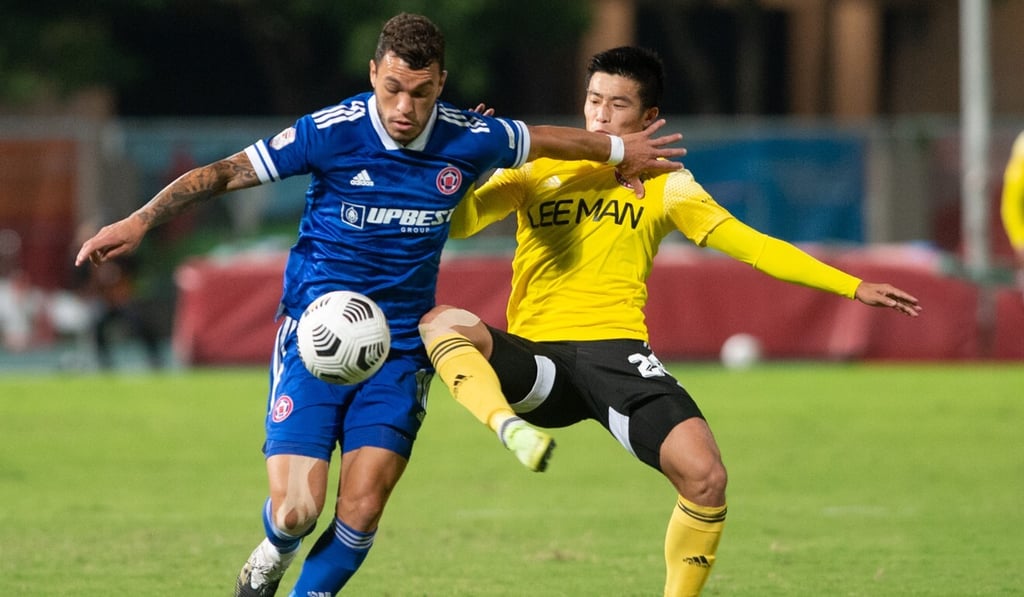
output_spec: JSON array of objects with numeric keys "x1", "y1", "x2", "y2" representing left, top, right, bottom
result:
[{"x1": 628, "y1": 352, "x2": 668, "y2": 378}]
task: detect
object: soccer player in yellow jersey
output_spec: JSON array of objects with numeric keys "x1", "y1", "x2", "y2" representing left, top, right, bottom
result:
[
  {"x1": 1001, "y1": 131, "x2": 1024, "y2": 294},
  {"x1": 419, "y1": 47, "x2": 922, "y2": 596}
]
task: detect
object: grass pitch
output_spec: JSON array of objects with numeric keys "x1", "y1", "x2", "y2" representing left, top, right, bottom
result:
[{"x1": 1, "y1": 363, "x2": 1022, "y2": 596}]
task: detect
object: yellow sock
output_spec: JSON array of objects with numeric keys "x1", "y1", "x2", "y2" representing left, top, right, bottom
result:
[
  {"x1": 425, "y1": 333, "x2": 516, "y2": 432},
  {"x1": 663, "y1": 495, "x2": 727, "y2": 597}
]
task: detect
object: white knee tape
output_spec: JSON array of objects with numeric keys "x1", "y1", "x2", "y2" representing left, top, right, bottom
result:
[
  {"x1": 275, "y1": 456, "x2": 319, "y2": 533},
  {"x1": 418, "y1": 308, "x2": 481, "y2": 341}
]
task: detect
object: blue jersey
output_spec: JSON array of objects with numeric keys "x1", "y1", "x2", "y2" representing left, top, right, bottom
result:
[{"x1": 245, "y1": 92, "x2": 530, "y2": 351}]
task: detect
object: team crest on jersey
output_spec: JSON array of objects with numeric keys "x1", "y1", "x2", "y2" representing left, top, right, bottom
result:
[
  {"x1": 436, "y1": 166, "x2": 462, "y2": 195},
  {"x1": 341, "y1": 202, "x2": 366, "y2": 229},
  {"x1": 271, "y1": 395, "x2": 294, "y2": 423},
  {"x1": 270, "y1": 127, "x2": 297, "y2": 150}
]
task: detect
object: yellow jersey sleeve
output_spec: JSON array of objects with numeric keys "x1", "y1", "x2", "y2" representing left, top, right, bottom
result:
[
  {"x1": 1001, "y1": 131, "x2": 1024, "y2": 251},
  {"x1": 704, "y1": 218, "x2": 861, "y2": 299},
  {"x1": 450, "y1": 165, "x2": 531, "y2": 239},
  {"x1": 661, "y1": 168, "x2": 733, "y2": 244}
]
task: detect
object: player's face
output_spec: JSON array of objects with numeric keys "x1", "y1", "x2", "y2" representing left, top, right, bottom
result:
[
  {"x1": 584, "y1": 72, "x2": 659, "y2": 137},
  {"x1": 370, "y1": 52, "x2": 447, "y2": 145}
]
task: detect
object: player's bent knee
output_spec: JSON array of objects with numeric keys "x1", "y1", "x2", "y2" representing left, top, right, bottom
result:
[
  {"x1": 670, "y1": 465, "x2": 727, "y2": 507},
  {"x1": 693, "y1": 461, "x2": 728, "y2": 505},
  {"x1": 661, "y1": 421, "x2": 729, "y2": 505},
  {"x1": 706, "y1": 460, "x2": 728, "y2": 495},
  {"x1": 273, "y1": 494, "x2": 320, "y2": 535},
  {"x1": 418, "y1": 306, "x2": 482, "y2": 343},
  {"x1": 269, "y1": 456, "x2": 324, "y2": 535},
  {"x1": 418, "y1": 304, "x2": 451, "y2": 326},
  {"x1": 336, "y1": 493, "x2": 389, "y2": 531}
]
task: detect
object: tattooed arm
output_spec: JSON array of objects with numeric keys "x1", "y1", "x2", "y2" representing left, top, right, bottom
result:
[{"x1": 75, "y1": 151, "x2": 260, "y2": 266}]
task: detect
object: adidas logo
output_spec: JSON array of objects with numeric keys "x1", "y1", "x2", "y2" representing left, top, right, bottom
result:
[
  {"x1": 350, "y1": 169, "x2": 374, "y2": 187},
  {"x1": 452, "y1": 374, "x2": 469, "y2": 394},
  {"x1": 683, "y1": 555, "x2": 712, "y2": 568}
]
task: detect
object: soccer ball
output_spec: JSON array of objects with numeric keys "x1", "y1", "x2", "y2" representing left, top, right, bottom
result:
[
  {"x1": 720, "y1": 333, "x2": 762, "y2": 370},
  {"x1": 296, "y1": 290, "x2": 391, "y2": 384}
]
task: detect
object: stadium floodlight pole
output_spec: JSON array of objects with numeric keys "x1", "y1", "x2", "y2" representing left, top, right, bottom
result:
[
  {"x1": 959, "y1": 0, "x2": 991, "y2": 279},
  {"x1": 959, "y1": 0, "x2": 994, "y2": 355}
]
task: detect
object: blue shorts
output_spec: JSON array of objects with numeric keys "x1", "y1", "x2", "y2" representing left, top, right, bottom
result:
[{"x1": 262, "y1": 317, "x2": 432, "y2": 461}]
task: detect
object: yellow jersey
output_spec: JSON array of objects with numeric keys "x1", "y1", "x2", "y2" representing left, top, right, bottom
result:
[
  {"x1": 1002, "y1": 131, "x2": 1024, "y2": 252},
  {"x1": 452, "y1": 158, "x2": 861, "y2": 342},
  {"x1": 451, "y1": 159, "x2": 730, "y2": 341}
]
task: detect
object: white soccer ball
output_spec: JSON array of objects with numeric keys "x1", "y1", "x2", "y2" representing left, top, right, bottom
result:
[
  {"x1": 720, "y1": 333, "x2": 762, "y2": 370},
  {"x1": 297, "y1": 290, "x2": 391, "y2": 385}
]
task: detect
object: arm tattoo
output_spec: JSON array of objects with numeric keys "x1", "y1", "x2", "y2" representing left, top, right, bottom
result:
[{"x1": 137, "y1": 154, "x2": 256, "y2": 228}]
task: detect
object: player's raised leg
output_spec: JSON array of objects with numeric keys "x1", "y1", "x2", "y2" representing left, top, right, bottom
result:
[{"x1": 419, "y1": 305, "x2": 555, "y2": 472}]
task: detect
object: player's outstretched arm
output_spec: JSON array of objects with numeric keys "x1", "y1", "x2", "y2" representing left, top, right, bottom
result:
[
  {"x1": 526, "y1": 120, "x2": 685, "y2": 198},
  {"x1": 854, "y1": 282, "x2": 922, "y2": 316},
  {"x1": 75, "y1": 151, "x2": 259, "y2": 266},
  {"x1": 704, "y1": 218, "x2": 923, "y2": 317}
]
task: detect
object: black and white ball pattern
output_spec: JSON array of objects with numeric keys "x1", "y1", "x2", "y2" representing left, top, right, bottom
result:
[{"x1": 297, "y1": 291, "x2": 391, "y2": 384}]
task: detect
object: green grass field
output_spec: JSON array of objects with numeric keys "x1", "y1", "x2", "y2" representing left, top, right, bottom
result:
[{"x1": 2, "y1": 363, "x2": 1022, "y2": 596}]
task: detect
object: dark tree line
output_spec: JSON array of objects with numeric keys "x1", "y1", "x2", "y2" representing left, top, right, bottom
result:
[{"x1": 0, "y1": 0, "x2": 588, "y2": 116}]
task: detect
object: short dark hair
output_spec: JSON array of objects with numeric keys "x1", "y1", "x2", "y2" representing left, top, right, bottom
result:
[
  {"x1": 586, "y1": 46, "x2": 664, "y2": 110},
  {"x1": 376, "y1": 13, "x2": 445, "y2": 71}
]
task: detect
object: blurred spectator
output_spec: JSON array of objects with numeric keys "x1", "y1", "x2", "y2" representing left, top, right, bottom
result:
[
  {"x1": 0, "y1": 229, "x2": 49, "y2": 351},
  {"x1": 0, "y1": 270, "x2": 49, "y2": 352},
  {"x1": 85, "y1": 255, "x2": 163, "y2": 369}
]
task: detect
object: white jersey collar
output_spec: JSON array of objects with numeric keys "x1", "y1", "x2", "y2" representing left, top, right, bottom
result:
[{"x1": 368, "y1": 94, "x2": 438, "y2": 152}]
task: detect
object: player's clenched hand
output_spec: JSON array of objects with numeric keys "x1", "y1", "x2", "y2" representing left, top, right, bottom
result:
[
  {"x1": 617, "y1": 119, "x2": 687, "y2": 198},
  {"x1": 855, "y1": 282, "x2": 922, "y2": 317},
  {"x1": 74, "y1": 214, "x2": 147, "y2": 267}
]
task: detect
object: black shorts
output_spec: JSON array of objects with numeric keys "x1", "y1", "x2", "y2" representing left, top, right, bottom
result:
[{"x1": 487, "y1": 326, "x2": 704, "y2": 472}]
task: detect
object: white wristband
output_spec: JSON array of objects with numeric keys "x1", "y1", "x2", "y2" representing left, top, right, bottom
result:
[{"x1": 606, "y1": 135, "x2": 625, "y2": 165}]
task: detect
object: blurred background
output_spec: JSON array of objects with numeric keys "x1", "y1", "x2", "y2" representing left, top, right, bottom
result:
[{"x1": 1, "y1": 0, "x2": 1022, "y2": 370}]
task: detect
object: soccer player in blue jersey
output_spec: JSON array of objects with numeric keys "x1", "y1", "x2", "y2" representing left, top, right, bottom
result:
[{"x1": 75, "y1": 13, "x2": 686, "y2": 597}]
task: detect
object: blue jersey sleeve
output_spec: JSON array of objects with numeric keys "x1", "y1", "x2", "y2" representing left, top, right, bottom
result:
[
  {"x1": 427, "y1": 103, "x2": 530, "y2": 176},
  {"x1": 244, "y1": 114, "x2": 326, "y2": 183}
]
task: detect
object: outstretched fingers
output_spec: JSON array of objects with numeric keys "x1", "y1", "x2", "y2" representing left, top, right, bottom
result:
[
  {"x1": 639, "y1": 119, "x2": 686, "y2": 157},
  {"x1": 617, "y1": 119, "x2": 688, "y2": 196},
  {"x1": 858, "y1": 283, "x2": 922, "y2": 316},
  {"x1": 887, "y1": 290, "x2": 923, "y2": 316}
]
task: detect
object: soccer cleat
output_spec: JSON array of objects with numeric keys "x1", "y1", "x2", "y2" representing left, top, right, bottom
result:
[
  {"x1": 498, "y1": 416, "x2": 556, "y2": 472},
  {"x1": 234, "y1": 538, "x2": 296, "y2": 597}
]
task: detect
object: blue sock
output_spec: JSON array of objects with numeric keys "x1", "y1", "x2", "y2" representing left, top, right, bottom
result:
[
  {"x1": 261, "y1": 497, "x2": 306, "y2": 554},
  {"x1": 289, "y1": 518, "x2": 376, "y2": 595}
]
